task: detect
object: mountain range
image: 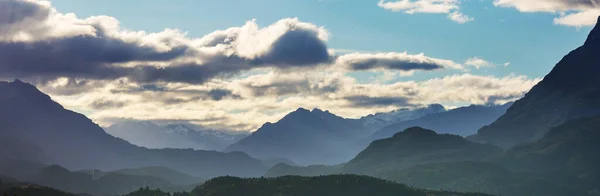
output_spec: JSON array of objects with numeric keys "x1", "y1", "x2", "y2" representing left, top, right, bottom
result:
[
  {"x1": 0, "y1": 80, "x2": 266, "y2": 178},
  {"x1": 264, "y1": 16, "x2": 600, "y2": 196},
  {"x1": 226, "y1": 103, "x2": 511, "y2": 166},
  {"x1": 105, "y1": 121, "x2": 247, "y2": 151},
  {"x1": 372, "y1": 103, "x2": 512, "y2": 140}
]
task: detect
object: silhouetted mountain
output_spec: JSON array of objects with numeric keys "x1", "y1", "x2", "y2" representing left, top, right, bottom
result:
[
  {"x1": 345, "y1": 127, "x2": 502, "y2": 173},
  {"x1": 106, "y1": 121, "x2": 246, "y2": 151},
  {"x1": 360, "y1": 104, "x2": 447, "y2": 132},
  {"x1": 372, "y1": 103, "x2": 512, "y2": 140},
  {"x1": 471, "y1": 17, "x2": 600, "y2": 148},
  {"x1": 190, "y1": 175, "x2": 492, "y2": 196},
  {"x1": 226, "y1": 108, "x2": 370, "y2": 165},
  {"x1": 0, "y1": 80, "x2": 267, "y2": 178},
  {"x1": 497, "y1": 116, "x2": 600, "y2": 192}
]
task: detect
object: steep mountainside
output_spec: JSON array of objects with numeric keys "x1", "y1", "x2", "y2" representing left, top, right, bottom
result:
[
  {"x1": 471, "y1": 17, "x2": 600, "y2": 148},
  {"x1": 106, "y1": 121, "x2": 246, "y2": 151},
  {"x1": 226, "y1": 108, "x2": 370, "y2": 166},
  {"x1": 0, "y1": 80, "x2": 266, "y2": 178},
  {"x1": 372, "y1": 103, "x2": 511, "y2": 140},
  {"x1": 497, "y1": 117, "x2": 600, "y2": 192}
]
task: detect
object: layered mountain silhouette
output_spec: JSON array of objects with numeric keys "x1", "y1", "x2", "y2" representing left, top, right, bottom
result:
[
  {"x1": 0, "y1": 80, "x2": 266, "y2": 178},
  {"x1": 106, "y1": 121, "x2": 246, "y2": 151},
  {"x1": 225, "y1": 108, "x2": 369, "y2": 165},
  {"x1": 372, "y1": 103, "x2": 512, "y2": 141},
  {"x1": 471, "y1": 16, "x2": 600, "y2": 148}
]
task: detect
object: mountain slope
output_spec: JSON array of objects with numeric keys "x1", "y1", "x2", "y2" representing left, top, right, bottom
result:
[
  {"x1": 372, "y1": 103, "x2": 512, "y2": 141},
  {"x1": 0, "y1": 80, "x2": 266, "y2": 178},
  {"x1": 105, "y1": 121, "x2": 246, "y2": 151},
  {"x1": 346, "y1": 127, "x2": 503, "y2": 173},
  {"x1": 497, "y1": 116, "x2": 600, "y2": 191},
  {"x1": 471, "y1": 17, "x2": 600, "y2": 148},
  {"x1": 226, "y1": 108, "x2": 369, "y2": 166}
]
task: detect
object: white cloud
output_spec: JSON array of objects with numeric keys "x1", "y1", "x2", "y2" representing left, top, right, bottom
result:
[
  {"x1": 465, "y1": 57, "x2": 494, "y2": 69},
  {"x1": 448, "y1": 11, "x2": 475, "y2": 23},
  {"x1": 378, "y1": 0, "x2": 474, "y2": 23},
  {"x1": 493, "y1": 0, "x2": 600, "y2": 27}
]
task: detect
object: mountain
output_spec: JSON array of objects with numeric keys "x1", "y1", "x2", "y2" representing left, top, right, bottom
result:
[
  {"x1": 471, "y1": 17, "x2": 600, "y2": 148},
  {"x1": 372, "y1": 103, "x2": 512, "y2": 140},
  {"x1": 105, "y1": 121, "x2": 246, "y2": 151},
  {"x1": 190, "y1": 175, "x2": 492, "y2": 196},
  {"x1": 0, "y1": 80, "x2": 267, "y2": 178},
  {"x1": 360, "y1": 104, "x2": 447, "y2": 132},
  {"x1": 225, "y1": 108, "x2": 369, "y2": 166},
  {"x1": 497, "y1": 116, "x2": 600, "y2": 192},
  {"x1": 345, "y1": 127, "x2": 503, "y2": 174},
  {"x1": 264, "y1": 127, "x2": 581, "y2": 196}
]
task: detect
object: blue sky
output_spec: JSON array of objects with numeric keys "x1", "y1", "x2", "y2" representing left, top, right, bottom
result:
[{"x1": 50, "y1": 0, "x2": 592, "y2": 81}]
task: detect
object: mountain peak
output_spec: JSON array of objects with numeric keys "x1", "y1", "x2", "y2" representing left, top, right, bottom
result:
[
  {"x1": 393, "y1": 127, "x2": 438, "y2": 138},
  {"x1": 584, "y1": 15, "x2": 600, "y2": 46}
]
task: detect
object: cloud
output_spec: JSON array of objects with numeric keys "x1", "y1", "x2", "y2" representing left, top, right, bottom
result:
[
  {"x1": 336, "y1": 52, "x2": 464, "y2": 72},
  {"x1": 465, "y1": 57, "x2": 494, "y2": 69},
  {"x1": 0, "y1": 0, "x2": 461, "y2": 85},
  {"x1": 493, "y1": 0, "x2": 600, "y2": 27},
  {"x1": 89, "y1": 99, "x2": 126, "y2": 110},
  {"x1": 378, "y1": 0, "x2": 473, "y2": 23},
  {"x1": 448, "y1": 11, "x2": 475, "y2": 23},
  {"x1": 0, "y1": 0, "x2": 338, "y2": 84},
  {"x1": 344, "y1": 96, "x2": 414, "y2": 107}
]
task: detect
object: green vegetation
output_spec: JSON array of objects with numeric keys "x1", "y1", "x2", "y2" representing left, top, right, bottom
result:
[
  {"x1": 113, "y1": 166, "x2": 204, "y2": 185},
  {"x1": 190, "y1": 175, "x2": 491, "y2": 196}
]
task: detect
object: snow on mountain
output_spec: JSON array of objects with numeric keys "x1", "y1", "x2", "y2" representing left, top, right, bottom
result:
[
  {"x1": 360, "y1": 104, "x2": 447, "y2": 132},
  {"x1": 106, "y1": 121, "x2": 248, "y2": 151}
]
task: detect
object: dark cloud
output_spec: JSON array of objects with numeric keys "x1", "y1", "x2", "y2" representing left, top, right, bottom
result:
[
  {"x1": 243, "y1": 77, "x2": 339, "y2": 97},
  {"x1": 348, "y1": 59, "x2": 444, "y2": 71},
  {"x1": 0, "y1": 35, "x2": 188, "y2": 80},
  {"x1": 208, "y1": 89, "x2": 241, "y2": 100},
  {"x1": 344, "y1": 96, "x2": 415, "y2": 107},
  {"x1": 255, "y1": 29, "x2": 332, "y2": 66},
  {"x1": 89, "y1": 99, "x2": 127, "y2": 110}
]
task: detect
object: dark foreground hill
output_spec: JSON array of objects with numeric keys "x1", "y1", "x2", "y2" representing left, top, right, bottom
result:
[{"x1": 189, "y1": 175, "x2": 492, "y2": 196}]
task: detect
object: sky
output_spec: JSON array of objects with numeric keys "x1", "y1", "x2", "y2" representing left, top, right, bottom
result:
[{"x1": 0, "y1": 0, "x2": 598, "y2": 132}]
